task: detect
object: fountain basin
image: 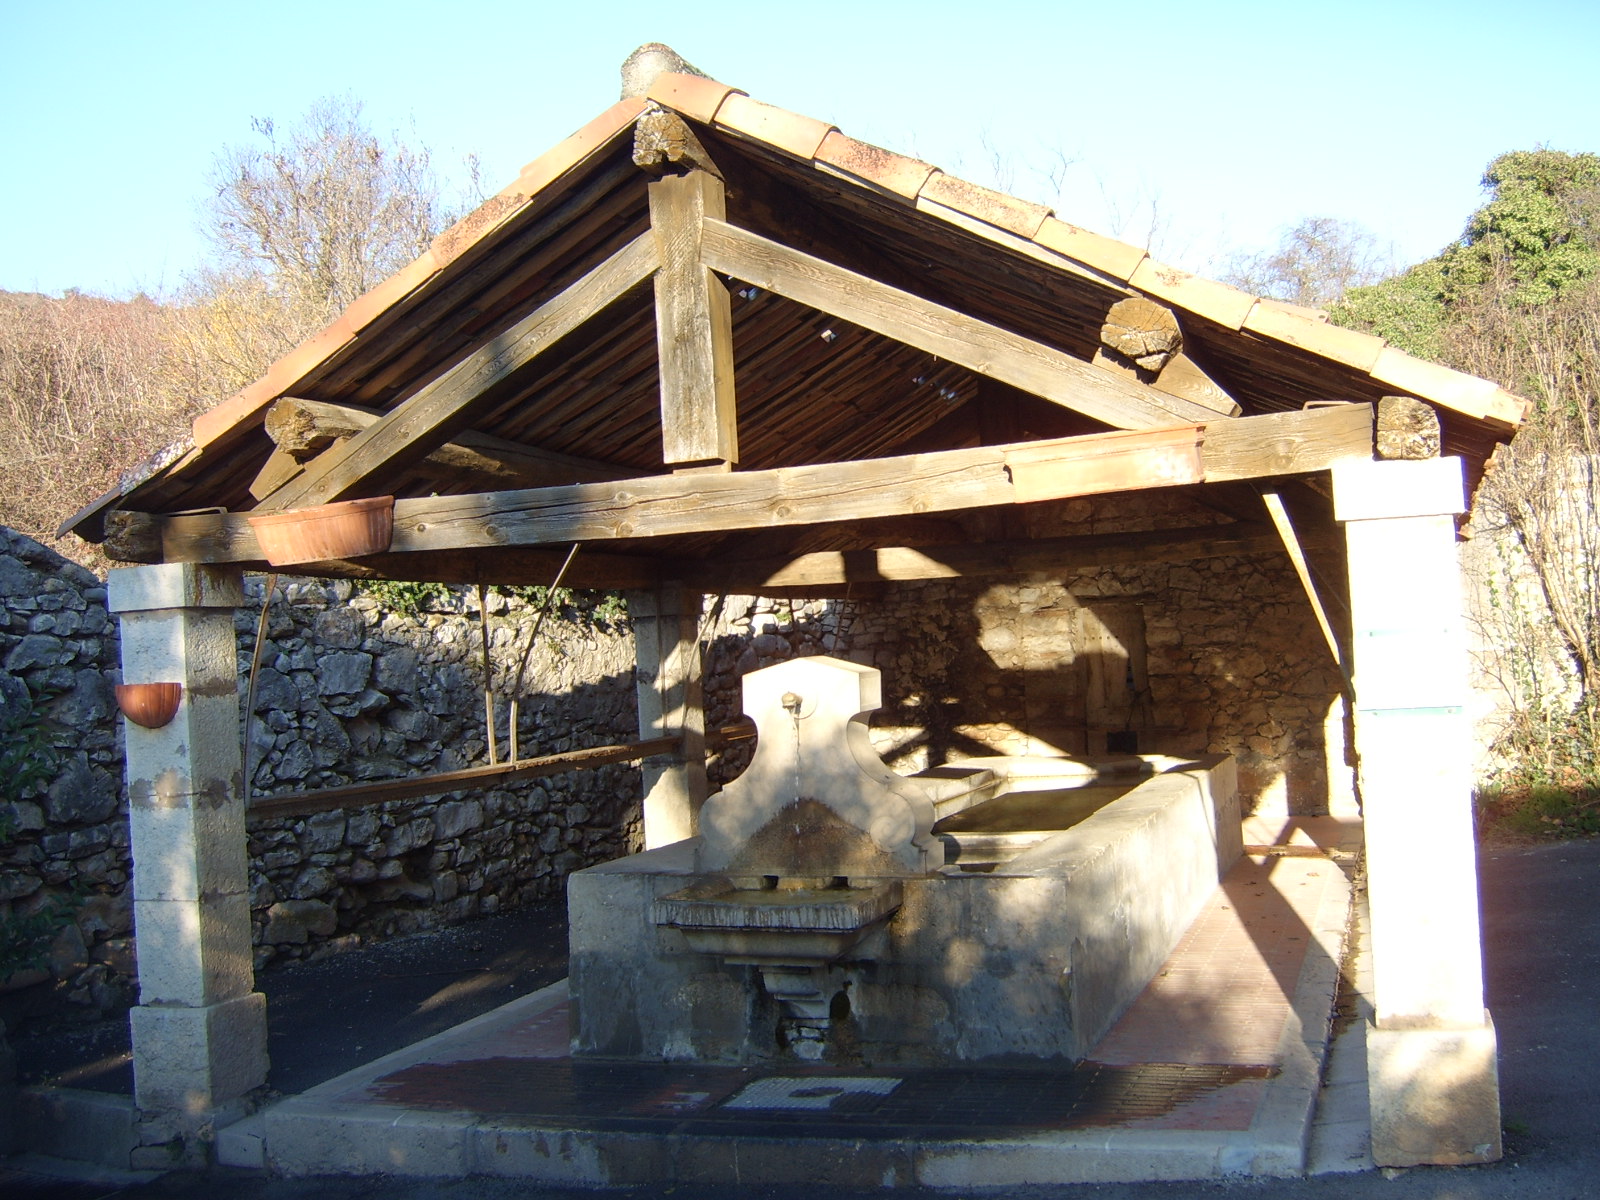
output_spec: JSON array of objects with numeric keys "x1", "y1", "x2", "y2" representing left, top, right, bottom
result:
[
  {"x1": 570, "y1": 753, "x2": 1240, "y2": 1066},
  {"x1": 654, "y1": 880, "x2": 903, "y2": 965}
]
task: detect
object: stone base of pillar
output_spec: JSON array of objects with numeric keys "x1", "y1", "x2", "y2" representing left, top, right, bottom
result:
[
  {"x1": 1367, "y1": 1014, "x2": 1501, "y2": 1167},
  {"x1": 131, "y1": 991, "x2": 268, "y2": 1115}
]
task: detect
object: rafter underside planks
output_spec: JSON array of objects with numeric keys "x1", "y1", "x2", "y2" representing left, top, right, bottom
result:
[{"x1": 257, "y1": 231, "x2": 662, "y2": 512}]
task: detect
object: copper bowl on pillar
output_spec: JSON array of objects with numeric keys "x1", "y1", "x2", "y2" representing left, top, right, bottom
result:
[{"x1": 115, "y1": 682, "x2": 182, "y2": 729}]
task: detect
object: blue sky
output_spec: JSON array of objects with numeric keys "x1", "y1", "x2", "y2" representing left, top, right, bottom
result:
[{"x1": 3, "y1": 0, "x2": 1597, "y2": 298}]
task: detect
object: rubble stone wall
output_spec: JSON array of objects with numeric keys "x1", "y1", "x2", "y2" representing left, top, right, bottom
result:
[
  {"x1": 699, "y1": 554, "x2": 1350, "y2": 817},
  {"x1": 0, "y1": 530, "x2": 641, "y2": 1030},
  {"x1": 239, "y1": 578, "x2": 641, "y2": 972}
]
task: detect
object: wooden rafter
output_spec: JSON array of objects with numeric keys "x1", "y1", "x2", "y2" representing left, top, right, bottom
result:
[
  {"x1": 261, "y1": 397, "x2": 632, "y2": 490},
  {"x1": 255, "y1": 231, "x2": 662, "y2": 512},
  {"x1": 121, "y1": 406, "x2": 1372, "y2": 571},
  {"x1": 698, "y1": 218, "x2": 1224, "y2": 430},
  {"x1": 1261, "y1": 489, "x2": 1351, "y2": 682}
]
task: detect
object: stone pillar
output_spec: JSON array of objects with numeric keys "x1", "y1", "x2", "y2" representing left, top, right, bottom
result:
[
  {"x1": 630, "y1": 582, "x2": 707, "y2": 848},
  {"x1": 108, "y1": 564, "x2": 266, "y2": 1159},
  {"x1": 1332, "y1": 458, "x2": 1500, "y2": 1167}
]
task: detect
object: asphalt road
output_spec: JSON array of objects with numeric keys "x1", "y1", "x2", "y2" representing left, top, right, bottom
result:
[{"x1": 10, "y1": 837, "x2": 1599, "y2": 1199}]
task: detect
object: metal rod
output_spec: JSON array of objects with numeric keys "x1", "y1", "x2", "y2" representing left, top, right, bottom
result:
[
  {"x1": 477, "y1": 582, "x2": 498, "y2": 765},
  {"x1": 508, "y1": 543, "x2": 582, "y2": 763},
  {"x1": 241, "y1": 572, "x2": 279, "y2": 803}
]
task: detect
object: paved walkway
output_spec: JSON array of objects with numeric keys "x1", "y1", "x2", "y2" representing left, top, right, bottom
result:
[{"x1": 214, "y1": 814, "x2": 1359, "y2": 1186}]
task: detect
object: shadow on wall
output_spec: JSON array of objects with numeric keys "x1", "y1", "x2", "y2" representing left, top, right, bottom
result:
[{"x1": 701, "y1": 562, "x2": 1349, "y2": 817}]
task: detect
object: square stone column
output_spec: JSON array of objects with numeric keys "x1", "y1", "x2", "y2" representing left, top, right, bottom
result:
[
  {"x1": 630, "y1": 582, "x2": 707, "y2": 848},
  {"x1": 1332, "y1": 458, "x2": 1500, "y2": 1167},
  {"x1": 109, "y1": 564, "x2": 267, "y2": 1128}
]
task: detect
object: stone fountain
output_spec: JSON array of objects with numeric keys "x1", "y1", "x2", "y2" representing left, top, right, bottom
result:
[{"x1": 568, "y1": 655, "x2": 1241, "y2": 1065}]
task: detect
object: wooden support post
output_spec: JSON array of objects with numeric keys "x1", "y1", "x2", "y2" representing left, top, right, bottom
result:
[
  {"x1": 1260, "y1": 489, "x2": 1349, "y2": 685},
  {"x1": 650, "y1": 172, "x2": 738, "y2": 467},
  {"x1": 1332, "y1": 456, "x2": 1500, "y2": 1167},
  {"x1": 630, "y1": 582, "x2": 708, "y2": 847}
]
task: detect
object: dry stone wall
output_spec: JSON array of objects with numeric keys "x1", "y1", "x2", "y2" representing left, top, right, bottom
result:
[
  {"x1": 0, "y1": 528, "x2": 130, "y2": 1030},
  {"x1": 0, "y1": 529, "x2": 641, "y2": 1031},
  {"x1": 240, "y1": 579, "x2": 641, "y2": 970},
  {"x1": 699, "y1": 554, "x2": 1350, "y2": 817}
]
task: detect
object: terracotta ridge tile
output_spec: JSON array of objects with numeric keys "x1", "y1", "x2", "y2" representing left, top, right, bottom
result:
[
  {"x1": 714, "y1": 92, "x2": 836, "y2": 161},
  {"x1": 1244, "y1": 299, "x2": 1386, "y2": 373},
  {"x1": 1033, "y1": 217, "x2": 1148, "y2": 283},
  {"x1": 1369, "y1": 346, "x2": 1527, "y2": 427},
  {"x1": 813, "y1": 130, "x2": 935, "y2": 200},
  {"x1": 342, "y1": 251, "x2": 442, "y2": 333},
  {"x1": 917, "y1": 170, "x2": 1050, "y2": 240},
  {"x1": 192, "y1": 316, "x2": 358, "y2": 448},
  {"x1": 1129, "y1": 257, "x2": 1258, "y2": 331},
  {"x1": 647, "y1": 71, "x2": 743, "y2": 124},
  {"x1": 513, "y1": 96, "x2": 648, "y2": 190}
]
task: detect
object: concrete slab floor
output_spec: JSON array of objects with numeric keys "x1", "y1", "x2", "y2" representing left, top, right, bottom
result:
[
  {"x1": 230, "y1": 817, "x2": 1359, "y2": 1187},
  {"x1": 16, "y1": 834, "x2": 1600, "y2": 1199}
]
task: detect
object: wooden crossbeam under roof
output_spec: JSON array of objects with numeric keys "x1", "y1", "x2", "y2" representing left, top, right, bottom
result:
[{"x1": 108, "y1": 405, "x2": 1372, "y2": 577}]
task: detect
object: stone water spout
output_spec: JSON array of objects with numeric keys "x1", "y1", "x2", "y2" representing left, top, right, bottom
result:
[
  {"x1": 695, "y1": 655, "x2": 943, "y2": 878},
  {"x1": 654, "y1": 656, "x2": 940, "y2": 1056}
]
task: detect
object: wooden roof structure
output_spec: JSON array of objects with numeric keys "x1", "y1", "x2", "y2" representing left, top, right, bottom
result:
[{"x1": 64, "y1": 49, "x2": 1527, "y2": 596}]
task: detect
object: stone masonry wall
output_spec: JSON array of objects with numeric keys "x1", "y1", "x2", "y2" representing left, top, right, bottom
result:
[
  {"x1": 0, "y1": 528, "x2": 129, "y2": 1031},
  {"x1": 240, "y1": 578, "x2": 640, "y2": 970},
  {"x1": 699, "y1": 555, "x2": 1350, "y2": 817},
  {"x1": 1, "y1": 530, "x2": 641, "y2": 1032}
]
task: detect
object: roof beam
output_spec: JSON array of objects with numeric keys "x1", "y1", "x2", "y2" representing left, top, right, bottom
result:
[
  {"x1": 129, "y1": 405, "x2": 1371, "y2": 567},
  {"x1": 260, "y1": 397, "x2": 633, "y2": 493},
  {"x1": 698, "y1": 218, "x2": 1224, "y2": 430},
  {"x1": 255, "y1": 231, "x2": 661, "y2": 512},
  {"x1": 650, "y1": 171, "x2": 738, "y2": 465}
]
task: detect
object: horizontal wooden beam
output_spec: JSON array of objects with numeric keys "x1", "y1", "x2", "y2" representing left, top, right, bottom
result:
[
  {"x1": 263, "y1": 397, "x2": 632, "y2": 489},
  {"x1": 246, "y1": 737, "x2": 680, "y2": 822},
  {"x1": 688, "y1": 523, "x2": 1335, "y2": 592},
  {"x1": 130, "y1": 406, "x2": 1372, "y2": 570},
  {"x1": 699, "y1": 218, "x2": 1223, "y2": 430},
  {"x1": 257, "y1": 231, "x2": 661, "y2": 512},
  {"x1": 245, "y1": 720, "x2": 757, "y2": 823}
]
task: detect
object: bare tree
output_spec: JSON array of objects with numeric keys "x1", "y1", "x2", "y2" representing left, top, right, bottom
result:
[
  {"x1": 175, "y1": 97, "x2": 459, "y2": 404},
  {"x1": 0, "y1": 290, "x2": 194, "y2": 552},
  {"x1": 1222, "y1": 217, "x2": 1393, "y2": 309},
  {"x1": 0, "y1": 96, "x2": 460, "y2": 557},
  {"x1": 1454, "y1": 272, "x2": 1600, "y2": 788},
  {"x1": 204, "y1": 96, "x2": 446, "y2": 324}
]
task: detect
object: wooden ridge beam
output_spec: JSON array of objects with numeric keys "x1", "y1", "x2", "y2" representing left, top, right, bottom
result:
[
  {"x1": 688, "y1": 523, "x2": 1336, "y2": 592},
  {"x1": 129, "y1": 405, "x2": 1372, "y2": 569},
  {"x1": 261, "y1": 397, "x2": 632, "y2": 492},
  {"x1": 698, "y1": 217, "x2": 1223, "y2": 430},
  {"x1": 256, "y1": 231, "x2": 661, "y2": 512}
]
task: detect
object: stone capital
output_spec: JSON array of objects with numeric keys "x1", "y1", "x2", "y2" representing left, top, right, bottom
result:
[{"x1": 109, "y1": 563, "x2": 244, "y2": 614}]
